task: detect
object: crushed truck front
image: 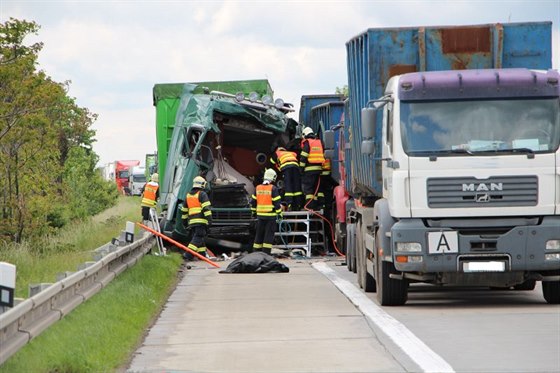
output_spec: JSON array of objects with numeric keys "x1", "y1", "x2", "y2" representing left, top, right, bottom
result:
[{"x1": 153, "y1": 81, "x2": 298, "y2": 251}]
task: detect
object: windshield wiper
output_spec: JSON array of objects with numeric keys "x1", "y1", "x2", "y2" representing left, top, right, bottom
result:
[{"x1": 409, "y1": 148, "x2": 473, "y2": 160}]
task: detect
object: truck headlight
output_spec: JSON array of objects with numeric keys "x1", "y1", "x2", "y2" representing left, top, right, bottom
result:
[
  {"x1": 396, "y1": 242, "x2": 421, "y2": 252},
  {"x1": 546, "y1": 240, "x2": 560, "y2": 250}
]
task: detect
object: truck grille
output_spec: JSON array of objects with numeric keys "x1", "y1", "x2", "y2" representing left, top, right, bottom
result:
[{"x1": 427, "y1": 176, "x2": 538, "y2": 208}]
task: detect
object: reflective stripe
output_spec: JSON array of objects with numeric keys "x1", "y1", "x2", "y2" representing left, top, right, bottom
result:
[{"x1": 304, "y1": 165, "x2": 323, "y2": 172}]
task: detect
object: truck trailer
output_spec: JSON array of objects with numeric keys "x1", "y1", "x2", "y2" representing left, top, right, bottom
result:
[
  {"x1": 152, "y1": 80, "x2": 298, "y2": 251},
  {"x1": 320, "y1": 22, "x2": 559, "y2": 305}
]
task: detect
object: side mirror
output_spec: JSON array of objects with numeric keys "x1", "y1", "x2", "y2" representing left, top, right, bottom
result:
[
  {"x1": 361, "y1": 107, "x2": 377, "y2": 139},
  {"x1": 323, "y1": 130, "x2": 335, "y2": 149},
  {"x1": 324, "y1": 149, "x2": 335, "y2": 159}
]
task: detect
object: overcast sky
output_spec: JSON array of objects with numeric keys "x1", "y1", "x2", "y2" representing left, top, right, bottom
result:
[{"x1": 2, "y1": 0, "x2": 559, "y2": 168}]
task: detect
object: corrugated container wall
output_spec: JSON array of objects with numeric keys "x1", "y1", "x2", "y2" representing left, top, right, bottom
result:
[
  {"x1": 309, "y1": 101, "x2": 345, "y2": 182},
  {"x1": 299, "y1": 94, "x2": 345, "y2": 127},
  {"x1": 345, "y1": 22, "x2": 552, "y2": 196}
]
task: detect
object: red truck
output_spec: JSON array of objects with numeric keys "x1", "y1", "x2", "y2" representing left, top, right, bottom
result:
[{"x1": 115, "y1": 160, "x2": 140, "y2": 195}]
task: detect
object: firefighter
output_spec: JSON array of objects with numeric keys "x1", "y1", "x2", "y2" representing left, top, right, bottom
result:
[
  {"x1": 181, "y1": 176, "x2": 212, "y2": 258},
  {"x1": 269, "y1": 146, "x2": 303, "y2": 211},
  {"x1": 250, "y1": 168, "x2": 283, "y2": 255},
  {"x1": 140, "y1": 173, "x2": 159, "y2": 225},
  {"x1": 299, "y1": 127, "x2": 325, "y2": 210}
]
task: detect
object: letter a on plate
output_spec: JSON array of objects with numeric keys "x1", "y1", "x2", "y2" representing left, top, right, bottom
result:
[{"x1": 428, "y1": 231, "x2": 459, "y2": 254}]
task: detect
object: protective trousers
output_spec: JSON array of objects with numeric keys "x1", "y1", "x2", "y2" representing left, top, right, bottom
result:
[
  {"x1": 282, "y1": 166, "x2": 303, "y2": 211},
  {"x1": 302, "y1": 171, "x2": 321, "y2": 210},
  {"x1": 187, "y1": 225, "x2": 208, "y2": 255},
  {"x1": 252, "y1": 218, "x2": 277, "y2": 255}
]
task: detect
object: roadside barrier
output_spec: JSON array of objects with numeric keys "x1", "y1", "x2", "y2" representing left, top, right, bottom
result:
[{"x1": 0, "y1": 232, "x2": 155, "y2": 365}]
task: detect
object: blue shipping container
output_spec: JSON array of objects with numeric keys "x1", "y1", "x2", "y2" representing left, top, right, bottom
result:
[
  {"x1": 299, "y1": 94, "x2": 344, "y2": 128},
  {"x1": 309, "y1": 101, "x2": 345, "y2": 183}
]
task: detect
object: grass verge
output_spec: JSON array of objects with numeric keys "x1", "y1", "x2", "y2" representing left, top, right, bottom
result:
[
  {"x1": 0, "y1": 251, "x2": 183, "y2": 373},
  {"x1": 1, "y1": 196, "x2": 144, "y2": 298},
  {"x1": 0, "y1": 196, "x2": 183, "y2": 372}
]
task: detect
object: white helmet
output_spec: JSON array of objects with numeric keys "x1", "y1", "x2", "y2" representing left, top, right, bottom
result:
[
  {"x1": 302, "y1": 127, "x2": 314, "y2": 137},
  {"x1": 263, "y1": 168, "x2": 277, "y2": 182},
  {"x1": 151, "y1": 173, "x2": 159, "y2": 183},
  {"x1": 193, "y1": 176, "x2": 207, "y2": 189}
]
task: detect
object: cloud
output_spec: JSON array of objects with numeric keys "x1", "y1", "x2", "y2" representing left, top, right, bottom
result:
[{"x1": 2, "y1": 0, "x2": 559, "y2": 168}]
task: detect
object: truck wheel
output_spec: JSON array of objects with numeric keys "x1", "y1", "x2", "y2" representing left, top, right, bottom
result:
[
  {"x1": 360, "y1": 252, "x2": 376, "y2": 292},
  {"x1": 542, "y1": 281, "x2": 560, "y2": 304},
  {"x1": 357, "y1": 222, "x2": 376, "y2": 292},
  {"x1": 376, "y1": 256, "x2": 408, "y2": 306},
  {"x1": 513, "y1": 279, "x2": 536, "y2": 291}
]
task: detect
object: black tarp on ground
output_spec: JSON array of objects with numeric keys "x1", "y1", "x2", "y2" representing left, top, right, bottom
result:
[{"x1": 219, "y1": 251, "x2": 289, "y2": 273}]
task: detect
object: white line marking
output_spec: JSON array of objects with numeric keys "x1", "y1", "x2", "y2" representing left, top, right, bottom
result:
[{"x1": 313, "y1": 262, "x2": 455, "y2": 373}]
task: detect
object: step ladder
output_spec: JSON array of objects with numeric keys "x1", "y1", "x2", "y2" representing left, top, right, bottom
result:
[
  {"x1": 148, "y1": 208, "x2": 166, "y2": 256},
  {"x1": 273, "y1": 210, "x2": 325, "y2": 257}
]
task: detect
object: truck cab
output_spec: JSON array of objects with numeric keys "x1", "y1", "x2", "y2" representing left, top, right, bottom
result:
[
  {"x1": 359, "y1": 68, "x2": 560, "y2": 305},
  {"x1": 128, "y1": 166, "x2": 147, "y2": 196}
]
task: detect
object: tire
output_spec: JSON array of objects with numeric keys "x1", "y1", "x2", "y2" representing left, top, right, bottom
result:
[
  {"x1": 513, "y1": 279, "x2": 536, "y2": 291},
  {"x1": 376, "y1": 255, "x2": 408, "y2": 306},
  {"x1": 542, "y1": 281, "x2": 560, "y2": 304},
  {"x1": 357, "y1": 221, "x2": 376, "y2": 292}
]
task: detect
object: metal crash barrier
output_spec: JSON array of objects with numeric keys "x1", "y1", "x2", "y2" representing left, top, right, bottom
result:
[{"x1": 0, "y1": 230, "x2": 155, "y2": 365}]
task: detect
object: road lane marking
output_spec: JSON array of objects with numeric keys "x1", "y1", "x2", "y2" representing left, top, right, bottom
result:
[{"x1": 313, "y1": 261, "x2": 455, "y2": 373}]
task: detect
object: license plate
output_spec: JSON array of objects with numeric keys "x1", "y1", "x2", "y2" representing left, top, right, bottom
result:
[{"x1": 463, "y1": 261, "x2": 505, "y2": 272}]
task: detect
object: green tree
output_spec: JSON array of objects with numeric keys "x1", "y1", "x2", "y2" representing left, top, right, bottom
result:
[
  {"x1": 0, "y1": 18, "x2": 117, "y2": 243},
  {"x1": 335, "y1": 85, "x2": 348, "y2": 98}
]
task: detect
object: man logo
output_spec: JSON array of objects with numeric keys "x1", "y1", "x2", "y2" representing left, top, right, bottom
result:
[
  {"x1": 476, "y1": 193, "x2": 491, "y2": 202},
  {"x1": 462, "y1": 182, "x2": 503, "y2": 192}
]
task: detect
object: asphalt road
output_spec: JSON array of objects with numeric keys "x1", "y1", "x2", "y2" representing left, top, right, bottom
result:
[
  {"x1": 127, "y1": 257, "x2": 560, "y2": 373},
  {"x1": 331, "y1": 260, "x2": 560, "y2": 373}
]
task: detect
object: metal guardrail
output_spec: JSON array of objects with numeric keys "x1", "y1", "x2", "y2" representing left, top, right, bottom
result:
[{"x1": 0, "y1": 233, "x2": 155, "y2": 365}]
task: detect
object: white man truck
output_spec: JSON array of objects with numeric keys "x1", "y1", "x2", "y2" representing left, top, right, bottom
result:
[{"x1": 323, "y1": 22, "x2": 560, "y2": 305}]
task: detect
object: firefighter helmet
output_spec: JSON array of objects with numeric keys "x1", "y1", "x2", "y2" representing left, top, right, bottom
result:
[
  {"x1": 263, "y1": 168, "x2": 277, "y2": 182},
  {"x1": 151, "y1": 173, "x2": 159, "y2": 183},
  {"x1": 302, "y1": 127, "x2": 314, "y2": 137},
  {"x1": 193, "y1": 176, "x2": 207, "y2": 189}
]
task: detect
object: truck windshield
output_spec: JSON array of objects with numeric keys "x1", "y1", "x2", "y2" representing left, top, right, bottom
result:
[{"x1": 400, "y1": 98, "x2": 560, "y2": 156}]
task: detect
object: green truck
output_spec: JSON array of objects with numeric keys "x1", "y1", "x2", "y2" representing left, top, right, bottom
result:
[{"x1": 152, "y1": 80, "x2": 298, "y2": 251}]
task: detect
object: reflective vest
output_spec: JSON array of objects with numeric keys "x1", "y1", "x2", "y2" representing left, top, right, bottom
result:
[
  {"x1": 141, "y1": 182, "x2": 158, "y2": 207},
  {"x1": 184, "y1": 191, "x2": 211, "y2": 225},
  {"x1": 321, "y1": 158, "x2": 331, "y2": 176},
  {"x1": 274, "y1": 149, "x2": 298, "y2": 170},
  {"x1": 254, "y1": 184, "x2": 281, "y2": 217},
  {"x1": 300, "y1": 138, "x2": 325, "y2": 172}
]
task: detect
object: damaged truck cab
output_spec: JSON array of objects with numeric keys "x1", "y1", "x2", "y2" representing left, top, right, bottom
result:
[{"x1": 153, "y1": 80, "x2": 297, "y2": 251}]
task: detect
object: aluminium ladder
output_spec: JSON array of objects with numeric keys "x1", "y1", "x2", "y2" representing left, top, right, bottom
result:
[{"x1": 273, "y1": 210, "x2": 325, "y2": 257}]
